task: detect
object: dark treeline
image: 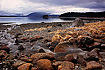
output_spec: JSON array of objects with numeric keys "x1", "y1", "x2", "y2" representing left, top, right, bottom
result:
[{"x1": 60, "y1": 11, "x2": 105, "y2": 17}]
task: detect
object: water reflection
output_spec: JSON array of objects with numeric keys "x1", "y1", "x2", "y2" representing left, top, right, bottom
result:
[{"x1": 0, "y1": 17, "x2": 65, "y2": 23}]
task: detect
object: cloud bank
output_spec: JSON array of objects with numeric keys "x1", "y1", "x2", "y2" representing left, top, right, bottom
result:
[{"x1": 0, "y1": 0, "x2": 105, "y2": 14}]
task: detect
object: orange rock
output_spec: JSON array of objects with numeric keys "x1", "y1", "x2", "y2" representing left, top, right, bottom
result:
[
  {"x1": 58, "y1": 61, "x2": 74, "y2": 70},
  {"x1": 52, "y1": 35, "x2": 63, "y2": 42},
  {"x1": 31, "y1": 67, "x2": 37, "y2": 70},
  {"x1": 64, "y1": 35, "x2": 72, "y2": 40},
  {"x1": 21, "y1": 37, "x2": 27, "y2": 40},
  {"x1": 31, "y1": 53, "x2": 54, "y2": 62},
  {"x1": 65, "y1": 54, "x2": 78, "y2": 62},
  {"x1": 37, "y1": 59, "x2": 53, "y2": 70},
  {"x1": 18, "y1": 63, "x2": 32, "y2": 70},
  {"x1": 54, "y1": 41, "x2": 70, "y2": 53},
  {"x1": 87, "y1": 61, "x2": 102, "y2": 70},
  {"x1": 99, "y1": 27, "x2": 105, "y2": 32}
]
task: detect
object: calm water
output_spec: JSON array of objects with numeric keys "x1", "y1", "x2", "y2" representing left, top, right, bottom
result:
[{"x1": 0, "y1": 17, "x2": 72, "y2": 24}]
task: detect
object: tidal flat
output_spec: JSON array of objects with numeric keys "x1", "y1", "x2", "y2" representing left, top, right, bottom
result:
[{"x1": 0, "y1": 20, "x2": 105, "y2": 70}]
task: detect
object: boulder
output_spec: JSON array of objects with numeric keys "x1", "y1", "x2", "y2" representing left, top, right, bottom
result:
[
  {"x1": 0, "y1": 45, "x2": 10, "y2": 53},
  {"x1": 18, "y1": 63, "x2": 32, "y2": 70},
  {"x1": 31, "y1": 67, "x2": 37, "y2": 70},
  {"x1": 58, "y1": 61, "x2": 74, "y2": 70},
  {"x1": 65, "y1": 54, "x2": 78, "y2": 63},
  {"x1": 52, "y1": 35, "x2": 63, "y2": 42},
  {"x1": 54, "y1": 41, "x2": 70, "y2": 53},
  {"x1": 52, "y1": 61, "x2": 63, "y2": 70},
  {"x1": 71, "y1": 18, "x2": 84, "y2": 27},
  {"x1": 37, "y1": 59, "x2": 53, "y2": 70},
  {"x1": 31, "y1": 53, "x2": 54, "y2": 62},
  {"x1": 68, "y1": 37, "x2": 78, "y2": 45},
  {"x1": 87, "y1": 61, "x2": 102, "y2": 70}
]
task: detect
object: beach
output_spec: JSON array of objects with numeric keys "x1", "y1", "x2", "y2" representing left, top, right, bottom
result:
[{"x1": 0, "y1": 21, "x2": 105, "y2": 70}]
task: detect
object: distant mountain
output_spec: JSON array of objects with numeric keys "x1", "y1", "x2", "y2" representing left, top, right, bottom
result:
[
  {"x1": 0, "y1": 11, "x2": 25, "y2": 17},
  {"x1": 27, "y1": 12, "x2": 50, "y2": 18}
]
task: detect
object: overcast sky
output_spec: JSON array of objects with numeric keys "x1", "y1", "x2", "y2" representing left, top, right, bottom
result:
[{"x1": 0, "y1": 0, "x2": 105, "y2": 14}]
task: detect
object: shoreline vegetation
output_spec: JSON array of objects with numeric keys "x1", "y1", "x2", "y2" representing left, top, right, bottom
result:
[{"x1": 0, "y1": 20, "x2": 105, "y2": 70}]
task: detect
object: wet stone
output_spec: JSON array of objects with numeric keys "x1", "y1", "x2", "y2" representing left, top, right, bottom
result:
[
  {"x1": 65, "y1": 54, "x2": 78, "y2": 63},
  {"x1": 87, "y1": 61, "x2": 102, "y2": 70},
  {"x1": 18, "y1": 63, "x2": 32, "y2": 70},
  {"x1": 54, "y1": 41, "x2": 70, "y2": 53},
  {"x1": 52, "y1": 61, "x2": 63, "y2": 70},
  {"x1": 37, "y1": 59, "x2": 53, "y2": 70},
  {"x1": 31, "y1": 53, "x2": 55, "y2": 63},
  {"x1": 71, "y1": 18, "x2": 84, "y2": 27},
  {"x1": 58, "y1": 61, "x2": 74, "y2": 70}
]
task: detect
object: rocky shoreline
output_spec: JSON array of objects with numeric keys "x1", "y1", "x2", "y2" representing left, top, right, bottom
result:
[{"x1": 0, "y1": 20, "x2": 105, "y2": 70}]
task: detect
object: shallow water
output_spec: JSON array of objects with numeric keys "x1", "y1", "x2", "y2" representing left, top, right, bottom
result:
[{"x1": 0, "y1": 17, "x2": 72, "y2": 24}]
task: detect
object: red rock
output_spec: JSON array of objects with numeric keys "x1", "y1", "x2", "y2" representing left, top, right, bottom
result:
[
  {"x1": 87, "y1": 61, "x2": 102, "y2": 69},
  {"x1": 37, "y1": 59, "x2": 53, "y2": 70},
  {"x1": 52, "y1": 35, "x2": 63, "y2": 42},
  {"x1": 54, "y1": 41, "x2": 70, "y2": 53},
  {"x1": 65, "y1": 54, "x2": 78, "y2": 63},
  {"x1": 77, "y1": 55, "x2": 87, "y2": 66},
  {"x1": 68, "y1": 37, "x2": 78, "y2": 44},
  {"x1": 31, "y1": 67, "x2": 37, "y2": 70},
  {"x1": 58, "y1": 61, "x2": 74, "y2": 70},
  {"x1": 31, "y1": 53, "x2": 54, "y2": 63},
  {"x1": 18, "y1": 63, "x2": 32, "y2": 70},
  {"x1": 21, "y1": 37, "x2": 27, "y2": 40},
  {"x1": 60, "y1": 67, "x2": 71, "y2": 70},
  {"x1": 52, "y1": 61, "x2": 63, "y2": 70},
  {"x1": 64, "y1": 35, "x2": 72, "y2": 40},
  {"x1": 34, "y1": 36, "x2": 43, "y2": 39},
  {"x1": 0, "y1": 45, "x2": 10, "y2": 53}
]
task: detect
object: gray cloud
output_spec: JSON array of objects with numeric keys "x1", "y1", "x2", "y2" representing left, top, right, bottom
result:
[{"x1": 30, "y1": 0, "x2": 105, "y2": 10}]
